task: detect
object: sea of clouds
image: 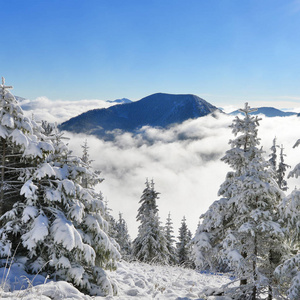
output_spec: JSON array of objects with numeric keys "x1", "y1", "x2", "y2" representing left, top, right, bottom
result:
[
  {"x1": 19, "y1": 96, "x2": 114, "y2": 123},
  {"x1": 20, "y1": 97, "x2": 300, "y2": 238}
]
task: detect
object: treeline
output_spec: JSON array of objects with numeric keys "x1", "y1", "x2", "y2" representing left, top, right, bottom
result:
[{"x1": 108, "y1": 179, "x2": 194, "y2": 268}]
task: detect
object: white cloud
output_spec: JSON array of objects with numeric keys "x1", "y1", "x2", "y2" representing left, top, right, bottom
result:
[
  {"x1": 20, "y1": 97, "x2": 114, "y2": 123},
  {"x1": 64, "y1": 113, "x2": 300, "y2": 239}
]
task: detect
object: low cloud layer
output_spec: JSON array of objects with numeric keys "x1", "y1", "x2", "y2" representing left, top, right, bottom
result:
[
  {"x1": 65, "y1": 114, "x2": 300, "y2": 239},
  {"x1": 65, "y1": 114, "x2": 232, "y2": 238},
  {"x1": 20, "y1": 97, "x2": 113, "y2": 123},
  {"x1": 20, "y1": 98, "x2": 300, "y2": 238}
]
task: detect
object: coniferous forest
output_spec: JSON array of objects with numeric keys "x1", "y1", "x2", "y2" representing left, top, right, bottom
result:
[{"x1": 0, "y1": 80, "x2": 299, "y2": 299}]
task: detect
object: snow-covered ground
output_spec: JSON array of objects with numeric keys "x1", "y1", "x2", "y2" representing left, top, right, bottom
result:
[{"x1": 0, "y1": 260, "x2": 232, "y2": 299}]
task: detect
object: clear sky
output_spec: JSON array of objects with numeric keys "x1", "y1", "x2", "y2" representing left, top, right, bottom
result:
[{"x1": 1, "y1": 0, "x2": 300, "y2": 107}]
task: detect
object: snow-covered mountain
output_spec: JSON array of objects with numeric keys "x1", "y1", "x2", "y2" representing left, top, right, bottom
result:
[
  {"x1": 230, "y1": 107, "x2": 297, "y2": 117},
  {"x1": 59, "y1": 93, "x2": 221, "y2": 139}
]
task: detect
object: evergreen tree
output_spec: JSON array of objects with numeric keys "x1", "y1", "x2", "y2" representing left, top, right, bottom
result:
[
  {"x1": 41, "y1": 120, "x2": 55, "y2": 136},
  {"x1": 132, "y1": 179, "x2": 169, "y2": 264},
  {"x1": 103, "y1": 198, "x2": 118, "y2": 239},
  {"x1": 193, "y1": 103, "x2": 286, "y2": 299},
  {"x1": 0, "y1": 78, "x2": 53, "y2": 251},
  {"x1": 275, "y1": 140, "x2": 300, "y2": 299},
  {"x1": 177, "y1": 216, "x2": 193, "y2": 268},
  {"x1": 80, "y1": 139, "x2": 94, "y2": 189},
  {"x1": 0, "y1": 78, "x2": 52, "y2": 216},
  {"x1": 0, "y1": 81, "x2": 120, "y2": 296},
  {"x1": 268, "y1": 138, "x2": 290, "y2": 191},
  {"x1": 269, "y1": 137, "x2": 278, "y2": 171},
  {"x1": 114, "y1": 213, "x2": 132, "y2": 261},
  {"x1": 165, "y1": 212, "x2": 177, "y2": 265},
  {"x1": 277, "y1": 145, "x2": 290, "y2": 191}
]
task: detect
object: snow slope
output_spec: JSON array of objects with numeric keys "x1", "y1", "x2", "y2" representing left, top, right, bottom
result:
[{"x1": 0, "y1": 261, "x2": 232, "y2": 299}]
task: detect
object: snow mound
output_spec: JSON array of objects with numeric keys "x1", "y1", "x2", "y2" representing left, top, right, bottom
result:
[
  {"x1": 0, "y1": 261, "x2": 232, "y2": 299},
  {"x1": 103, "y1": 261, "x2": 232, "y2": 299}
]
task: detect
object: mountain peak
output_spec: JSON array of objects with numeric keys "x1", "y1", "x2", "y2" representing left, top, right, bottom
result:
[{"x1": 59, "y1": 93, "x2": 220, "y2": 139}]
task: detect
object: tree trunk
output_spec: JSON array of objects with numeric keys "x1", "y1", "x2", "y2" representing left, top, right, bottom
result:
[
  {"x1": 268, "y1": 285, "x2": 272, "y2": 300},
  {"x1": 252, "y1": 234, "x2": 257, "y2": 300},
  {"x1": 240, "y1": 251, "x2": 247, "y2": 286},
  {"x1": 267, "y1": 249, "x2": 280, "y2": 300},
  {"x1": 0, "y1": 138, "x2": 5, "y2": 216}
]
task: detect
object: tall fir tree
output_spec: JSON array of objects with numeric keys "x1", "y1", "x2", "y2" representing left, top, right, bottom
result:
[
  {"x1": 0, "y1": 81, "x2": 120, "y2": 296},
  {"x1": 0, "y1": 78, "x2": 54, "y2": 252},
  {"x1": 275, "y1": 140, "x2": 300, "y2": 299},
  {"x1": 193, "y1": 103, "x2": 286, "y2": 300},
  {"x1": 269, "y1": 137, "x2": 278, "y2": 171},
  {"x1": 165, "y1": 212, "x2": 177, "y2": 265},
  {"x1": 114, "y1": 213, "x2": 132, "y2": 261},
  {"x1": 103, "y1": 198, "x2": 118, "y2": 240},
  {"x1": 276, "y1": 145, "x2": 290, "y2": 191},
  {"x1": 0, "y1": 78, "x2": 52, "y2": 217},
  {"x1": 177, "y1": 216, "x2": 194, "y2": 268},
  {"x1": 132, "y1": 179, "x2": 170, "y2": 264},
  {"x1": 268, "y1": 137, "x2": 290, "y2": 191}
]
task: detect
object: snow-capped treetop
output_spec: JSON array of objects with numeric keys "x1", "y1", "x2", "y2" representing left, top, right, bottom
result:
[
  {"x1": 221, "y1": 102, "x2": 262, "y2": 177},
  {"x1": 136, "y1": 179, "x2": 159, "y2": 222},
  {"x1": 0, "y1": 78, "x2": 31, "y2": 135},
  {"x1": 0, "y1": 77, "x2": 53, "y2": 158}
]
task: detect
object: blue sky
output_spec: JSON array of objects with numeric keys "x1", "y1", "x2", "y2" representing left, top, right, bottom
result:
[{"x1": 1, "y1": 0, "x2": 300, "y2": 107}]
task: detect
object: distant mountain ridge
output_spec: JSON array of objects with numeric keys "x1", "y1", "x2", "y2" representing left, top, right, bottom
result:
[
  {"x1": 107, "y1": 98, "x2": 132, "y2": 104},
  {"x1": 59, "y1": 93, "x2": 220, "y2": 139},
  {"x1": 230, "y1": 107, "x2": 297, "y2": 117}
]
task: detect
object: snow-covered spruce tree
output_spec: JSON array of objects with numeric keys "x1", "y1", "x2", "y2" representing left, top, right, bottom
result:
[
  {"x1": 177, "y1": 216, "x2": 194, "y2": 268},
  {"x1": 132, "y1": 179, "x2": 170, "y2": 264},
  {"x1": 192, "y1": 196, "x2": 230, "y2": 273},
  {"x1": 193, "y1": 103, "x2": 286, "y2": 299},
  {"x1": 275, "y1": 140, "x2": 300, "y2": 299},
  {"x1": 165, "y1": 212, "x2": 177, "y2": 265},
  {"x1": 79, "y1": 138, "x2": 120, "y2": 263},
  {"x1": 79, "y1": 138, "x2": 120, "y2": 264},
  {"x1": 0, "y1": 78, "x2": 54, "y2": 253},
  {"x1": 269, "y1": 137, "x2": 278, "y2": 171},
  {"x1": 42, "y1": 128, "x2": 120, "y2": 295},
  {"x1": 114, "y1": 213, "x2": 132, "y2": 261},
  {"x1": 268, "y1": 138, "x2": 290, "y2": 191},
  {"x1": 103, "y1": 198, "x2": 118, "y2": 239},
  {"x1": 41, "y1": 120, "x2": 55, "y2": 137},
  {"x1": 1, "y1": 108, "x2": 120, "y2": 297},
  {"x1": 0, "y1": 78, "x2": 49, "y2": 217},
  {"x1": 80, "y1": 139, "x2": 94, "y2": 189},
  {"x1": 277, "y1": 145, "x2": 290, "y2": 192}
]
